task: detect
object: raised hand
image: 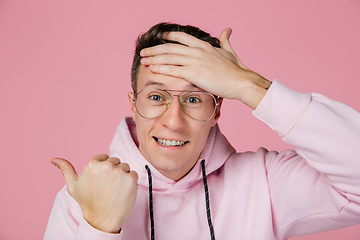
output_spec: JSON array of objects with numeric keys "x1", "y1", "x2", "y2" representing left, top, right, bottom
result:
[
  {"x1": 51, "y1": 154, "x2": 138, "y2": 233},
  {"x1": 140, "y1": 28, "x2": 271, "y2": 109}
]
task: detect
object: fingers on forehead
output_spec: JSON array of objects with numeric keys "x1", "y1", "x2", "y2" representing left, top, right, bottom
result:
[
  {"x1": 141, "y1": 32, "x2": 208, "y2": 56},
  {"x1": 151, "y1": 43, "x2": 187, "y2": 55},
  {"x1": 163, "y1": 31, "x2": 205, "y2": 48}
]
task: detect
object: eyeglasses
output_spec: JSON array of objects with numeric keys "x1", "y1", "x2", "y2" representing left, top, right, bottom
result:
[{"x1": 133, "y1": 89, "x2": 219, "y2": 122}]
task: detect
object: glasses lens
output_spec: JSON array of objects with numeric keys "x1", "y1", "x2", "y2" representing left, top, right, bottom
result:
[
  {"x1": 181, "y1": 91, "x2": 217, "y2": 121},
  {"x1": 135, "y1": 89, "x2": 217, "y2": 122},
  {"x1": 135, "y1": 89, "x2": 170, "y2": 119}
]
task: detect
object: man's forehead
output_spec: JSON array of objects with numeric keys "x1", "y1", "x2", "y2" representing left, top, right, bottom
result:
[
  {"x1": 137, "y1": 65, "x2": 201, "y2": 91},
  {"x1": 144, "y1": 80, "x2": 200, "y2": 90}
]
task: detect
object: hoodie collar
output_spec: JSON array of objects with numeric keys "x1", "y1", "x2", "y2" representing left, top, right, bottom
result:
[{"x1": 109, "y1": 117, "x2": 236, "y2": 191}]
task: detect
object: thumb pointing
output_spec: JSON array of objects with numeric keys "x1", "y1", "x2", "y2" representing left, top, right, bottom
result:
[
  {"x1": 218, "y1": 28, "x2": 249, "y2": 70},
  {"x1": 219, "y1": 28, "x2": 234, "y2": 53},
  {"x1": 51, "y1": 158, "x2": 79, "y2": 193}
]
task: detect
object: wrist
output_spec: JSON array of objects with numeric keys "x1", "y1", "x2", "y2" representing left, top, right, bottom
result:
[{"x1": 236, "y1": 72, "x2": 271, "y2": 110}]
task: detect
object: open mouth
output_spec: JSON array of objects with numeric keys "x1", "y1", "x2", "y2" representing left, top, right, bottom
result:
[{"x1": 153, "y1": 137, "x2": 189, "y2": 147}]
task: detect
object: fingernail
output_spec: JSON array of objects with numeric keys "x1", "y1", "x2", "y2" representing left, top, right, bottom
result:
[
  {"x1": 51, "y1": 158, "x2": 58, "y2": 167},
  {"x1": 140, "y1": 49, "x2": 145, "y2": 56},
  {"x1": 141, "y1": 58, "x2": 146, "y2": 64}
]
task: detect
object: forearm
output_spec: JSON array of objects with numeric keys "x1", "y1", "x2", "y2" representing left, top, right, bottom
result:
[
  {"x1": 234, "y1": 71, "x2": 272, "y2": 110},
  {"x1": 254, "y1": 80, "x2": 360, "y2": 198},
  {"x1": 255, "y1": 80, "x2": 360, "y2": 237}
]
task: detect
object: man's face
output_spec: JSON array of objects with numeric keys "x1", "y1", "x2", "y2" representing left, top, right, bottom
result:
[{"x1": 128, "y1": 65, "x2": 221, "y2": 181}]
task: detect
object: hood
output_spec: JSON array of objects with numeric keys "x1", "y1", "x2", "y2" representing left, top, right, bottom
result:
[{"x1": 109, "y1": 116, "x2": 236, "y2": 191}]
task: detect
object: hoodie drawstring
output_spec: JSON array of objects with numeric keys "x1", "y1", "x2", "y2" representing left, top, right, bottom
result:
[
  {"x1": 145, "y1": 160, "x2": 216, "y2": 240},
  {"x1": 201, "y1": 159, "x2": 216, "y2": 240},
  {"x1": 145, "y1": 165, "x2": 155, "y2": 240}
]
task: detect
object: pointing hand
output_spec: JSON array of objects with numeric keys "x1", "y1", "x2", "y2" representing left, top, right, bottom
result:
[{"x1": 51, "y1": 154, "x2": 138, "y2": 233}]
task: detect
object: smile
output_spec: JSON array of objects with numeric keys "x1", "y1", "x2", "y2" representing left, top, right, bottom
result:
[{"x1": 153, "y1": 137, "x2": 189, "y2": 147}]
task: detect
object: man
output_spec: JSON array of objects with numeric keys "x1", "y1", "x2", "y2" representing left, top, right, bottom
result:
[{"x1": 44, "y1": 22, "x2": 360, "y2": 240}]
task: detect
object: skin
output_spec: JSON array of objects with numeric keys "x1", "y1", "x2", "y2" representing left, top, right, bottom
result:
[
  {"x1": 51, "y1": 27, "x2": 271, "y2": 233},
  {"x1": 128, "y1": 65, "x2": 221, "y2": 181},
  {"x1": 51, "y1": 155, "x2": 138, "y2": 233},
  {"x1": 140, "y1": 28, "x2": 271, "y2": 109}
]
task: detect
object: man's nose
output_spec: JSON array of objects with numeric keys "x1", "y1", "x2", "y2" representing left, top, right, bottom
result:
[{"x1": 160, "y1": 96, "x2": 186, "y2": 129}]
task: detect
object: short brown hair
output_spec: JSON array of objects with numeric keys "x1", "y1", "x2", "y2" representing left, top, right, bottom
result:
[{"x1": 131, "y1": 22, "x2": 220, "y2": 93}]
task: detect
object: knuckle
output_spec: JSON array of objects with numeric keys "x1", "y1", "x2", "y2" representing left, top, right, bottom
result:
[
  {"x1": 201, "y1": 41, "x2": 212, "y2": 48},
  {"x1": 118, "y1": 168, "x2": 138, "y2": 181},
  {"x1": 108, "y1": 157, "x2": 120, "y2": 164},
  {"x1": 121, "y1": 162, "x2": 130, "y2": 169},
  {"x1": 94, "y1": 153, "x2": 109, "y2": 160},
  {"x1": 193, "y1": 47, "x2": 206, "y2": 56},
  {"x1": 103, "y1": 160, "x2": 114, "y2": 170},
  {"x1": 87, "y1": 158, "x2": 97, "y2": 168},
  {"x1": 118, "y1": 163, "x2": 131, "y2": 173},
  {"x1": 115, "y1": 165, "x2": 126, "y2": 175},
  {"x1": 168, "y1": 65, "x2": 177, "y2": 73}
]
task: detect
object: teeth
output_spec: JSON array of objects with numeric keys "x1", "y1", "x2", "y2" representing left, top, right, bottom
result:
[{"x1": 156, "y1": 138, "x2": 186, "y2": 147}]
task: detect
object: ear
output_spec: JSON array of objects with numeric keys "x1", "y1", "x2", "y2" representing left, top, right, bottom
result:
[
  {"x1": 128, "y1": 92, "x2": 137, "y2": 121},
  {"x1": 212, "y1": 97, "x2": 223, "y2": 126}
]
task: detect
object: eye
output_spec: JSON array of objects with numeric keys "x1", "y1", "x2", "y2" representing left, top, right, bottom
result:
[
  {"x1": 150, "y1": 94, "x2": 163, "y2": 101},
  {"x1": 185, "y1": 96, "x2": 201, "y2": 104}
]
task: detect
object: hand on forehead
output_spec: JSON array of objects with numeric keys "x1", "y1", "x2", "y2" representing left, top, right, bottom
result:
[
  {"x1": 138, "y1": 28, "x2": 244, "y2": 100},
  {"x1": 141, "y1": 31, "x2": 211, "y2": 57},
  {"x1": 138, "y1": 28, "x2": 270, "y2": 110}
]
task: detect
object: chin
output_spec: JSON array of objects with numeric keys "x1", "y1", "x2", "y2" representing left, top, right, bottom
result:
[{"x1": 150, "y1": 155, "x2": 193, "y2": 180}]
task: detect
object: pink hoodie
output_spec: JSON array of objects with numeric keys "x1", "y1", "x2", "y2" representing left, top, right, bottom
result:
[{"x1": 44, "y1": 80, "x2": 360, "y2": 240}]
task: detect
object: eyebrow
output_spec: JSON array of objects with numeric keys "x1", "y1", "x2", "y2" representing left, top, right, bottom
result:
[
  {"x1": 144, "y1": 81, "x2": 165, "y2": 88},
  {"x1": 144, "y1": 80, "x2": 201, "y2": 90}
]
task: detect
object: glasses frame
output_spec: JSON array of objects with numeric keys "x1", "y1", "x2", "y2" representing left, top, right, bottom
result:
[{"x1": 133, "y1": 88, "x2": 219, "y2": 122}]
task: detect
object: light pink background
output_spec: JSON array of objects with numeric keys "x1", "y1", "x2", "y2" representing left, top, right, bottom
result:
[{"x1": 1, "y1": 1, "x2": 359, "y2": 239}]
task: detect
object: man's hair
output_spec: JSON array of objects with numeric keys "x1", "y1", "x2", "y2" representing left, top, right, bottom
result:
[{"x1": 131, "y1": 22, "x2": 221, "y2": 93}]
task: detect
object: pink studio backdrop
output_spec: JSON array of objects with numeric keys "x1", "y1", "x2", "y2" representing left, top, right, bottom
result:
[{"x1": 1, "y1": 1, "x2": 359, "y2": 239}]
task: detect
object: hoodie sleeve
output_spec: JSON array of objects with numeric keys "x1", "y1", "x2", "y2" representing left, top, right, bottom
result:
[
  {"x1": 44, "y1": 186, "x2": 122, "y2": 240},
  {"x1": 253, "y1": 80, "x2": 360, "y2": 239}
]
